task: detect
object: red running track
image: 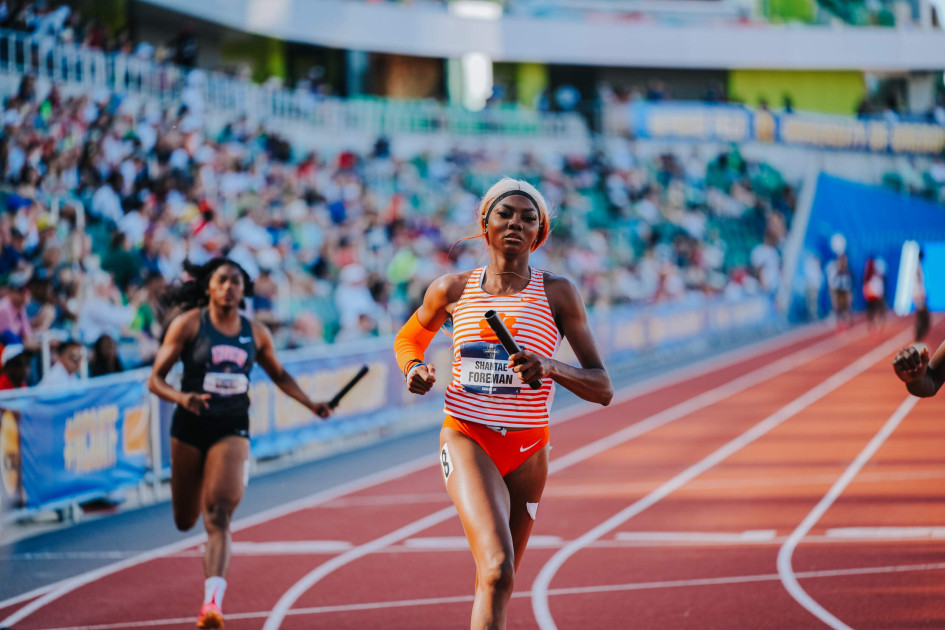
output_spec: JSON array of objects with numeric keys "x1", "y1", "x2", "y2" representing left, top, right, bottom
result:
[{"x1": 3, "y1": 317, "x2": 943, "y2": 630}]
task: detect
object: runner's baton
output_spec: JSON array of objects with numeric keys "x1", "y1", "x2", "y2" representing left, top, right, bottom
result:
[
  {"x1": 484, "y1": 310, "x2": 542, "y2": 390},
  {"x1": 328, "y1": 364, "x2": 370, "y2": 409}
]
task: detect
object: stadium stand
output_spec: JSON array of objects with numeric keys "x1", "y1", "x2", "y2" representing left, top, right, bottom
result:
[{"x1": 0, "y1": 64, "x2": 796, "y2": 384}]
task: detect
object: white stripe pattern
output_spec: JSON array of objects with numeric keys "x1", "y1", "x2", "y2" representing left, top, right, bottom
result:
[{"x1": 444, "y1": 267, "x2": 560, "y2": 427}]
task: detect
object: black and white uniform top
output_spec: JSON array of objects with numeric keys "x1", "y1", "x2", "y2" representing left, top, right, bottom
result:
[{"x1": 179, "y1": 309, "x2": 257, "y2": 418}]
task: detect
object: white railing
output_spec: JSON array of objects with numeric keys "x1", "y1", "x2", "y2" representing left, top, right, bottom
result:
[{"x1": 0, "y1": 27, "x2": 588, "y2": 142}]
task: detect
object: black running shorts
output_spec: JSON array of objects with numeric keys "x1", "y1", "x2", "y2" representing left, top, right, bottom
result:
[{"x1": 171, "y1": 407, "x2": 250, "y2": 453}]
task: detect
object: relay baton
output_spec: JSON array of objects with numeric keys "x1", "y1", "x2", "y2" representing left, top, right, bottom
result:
[
  {"x1": 328, "y1": 364, "x2": 370, "y2": 409},
  {"x1": 484, "y1": 310, "x2": 542, "y2": 390}
]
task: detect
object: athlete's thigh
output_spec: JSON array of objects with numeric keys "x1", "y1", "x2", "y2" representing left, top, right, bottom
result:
[
  {"x1": 202, "y1": 436, "x2": 250, "y2": 509},
  {"x1": 170, "y1": 437, "x2": 205, "y2": 527},
  {"x1": 440, "y1": 427, "x2": 514, "y2": 561},
  {"x1": 504, "y1": 445, "x2": 549, "y2": 570}
]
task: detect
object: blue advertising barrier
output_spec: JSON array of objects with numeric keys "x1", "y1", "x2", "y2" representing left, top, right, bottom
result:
[
  {"x1": 1, "y1": 294, "x2": 778, "y2": 516},
  {"x1": 628, "y1": 102, "x2": 945, "y2": 155},
  {"x1": 0, "y1": 377, "x2": 151, "y2": 512}
]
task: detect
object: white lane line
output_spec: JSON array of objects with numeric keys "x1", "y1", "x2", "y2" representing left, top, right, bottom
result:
[
  {"x1": 545, "y1": 560, "x2": 945, "y2": 596},
  {"x1": 545, "y1": 328, "x2": 866, "y2": 475},
  {"x1": 315, "y1": 467, "x2": 945, "y2": 506},
  {"x1": 261, "y1": 507, "x2": 459, "y2": 630},
  {"x1": 580, "y1": 320, "x2": 835, "y2": 414},
  {"x1": 262, "y1": 325, "x2": 866, "y2": 629},
  {"x1": 0, "y1": 322, "x2": 832, "y2": 616},
  {"x1": 391, "y1": 533, "x2": 945, "y2": 552},
  {"x1": 26, "y1": 526, "x2": 945, "y2": 563},
  {"x1": 777, "y1": 394, "x2": 919, "y2": 630},
  {"x1": 825, "y1": 527, "x2": 945, "y2": 540},
  {"x1": 402, "y1": 535, "x2": 563, "y2": 550},
  {"x1": 32, "y1": 561, "x2": 945, "y2": 630},
  {"x1": 614, "y1": 530, "x2": 777, "y2": 543},
  {"x1": 531, "y1": 328, "x2": 912, "y2": 630},
  {"x1": 230, "y1": 541, "x2": 354, "y2": 554}
]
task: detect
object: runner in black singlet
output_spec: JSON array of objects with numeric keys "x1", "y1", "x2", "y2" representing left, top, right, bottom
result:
[
  {"x1": 171, "y1": 308, "x2": 257, "y2": 451},
  {"x1": 148, "y1": 258, "x2": 332, "y2": 629}
]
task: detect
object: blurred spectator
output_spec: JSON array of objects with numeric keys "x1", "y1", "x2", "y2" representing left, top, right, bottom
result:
[
  {"x1": 89, "y1": 334, "x2": 123, "y2": 377},
  {"x1": 0, "y1": 229, "x2": 27, "y2": 275},
  {"x1": 749, "y1": 226, "x2": 781, "y2": 293},
  {"x1": 76, "y1": 272, "x2": 140, "y2": 344},
  {"x1": 335, "y1": 264, "x2": 378, "y2": 335},
  {"x1": 26, "y1": 276, "x2": 60, "y2": 335},
  {"x1": 170, "y1": 23, "x2": 198, "y2": 68},
  {"x1": 0, "y1": 343, "x2": 30, "y2": 390},
  {"x1": 39, "y1": 339, "x2": 82, "y2": 388},
  {"x1": 862, "y1": 256, "x2": 886, "y2": 332},
  {"x1": 802, "y1": 252, "x2": 824, "y2": 321},
  {"x1": 0, "y1": 270, "x2": 34, "y2": 346},
  {"x1": 131, "y1": 271, "x2": 168, "y2": 340},
  {"x1": 252, "y1": 266, "x2": 279, "y2": 324},
  {"x1": 101, "y1": 232, "x2": 142, "y2": 293},
  {"x1": 91, "y1": 171, "x2": 124, "y2": 223},
  {"x1": 284, "y1": 311, "x2": 325, "y2": 349},
  {"x1": 826, "y1": 251, "x2": 854, "y2": 330}
]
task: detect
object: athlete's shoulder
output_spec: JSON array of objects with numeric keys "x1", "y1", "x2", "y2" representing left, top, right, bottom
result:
[
  {"x1": 541, "y1": 271, "x2": 578, "y2": 293},
  {"x1": 164, "y1": 308, "x2": 201, "y2": 344},
  {"x1": 541, "y1": 272, "x2": 583, "y2": 312},
  {"x1": 244, "y1": 318, "x2": 270, "y2": 349},
  {"x1": 173, "y1": 307, "x2": 203, "y2": 330},
  {"x1": 429, "y1": 270, "x2": 477, "y2": 302}
]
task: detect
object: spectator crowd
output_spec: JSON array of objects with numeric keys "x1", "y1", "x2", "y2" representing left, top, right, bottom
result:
[{"x1": 0, "y1": 64, "x2": 797, "y2": 389}]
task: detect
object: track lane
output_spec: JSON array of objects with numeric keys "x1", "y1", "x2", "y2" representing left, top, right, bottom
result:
[
  {"x1": 266, "y1": 325, "x2": 883, "y2": 628},
  {"x1": 4, "y1": 320, "x2": 920, "y2": 630},
  {"x1": 533, "y1": 321, "x2": 917, "y2": 629}
]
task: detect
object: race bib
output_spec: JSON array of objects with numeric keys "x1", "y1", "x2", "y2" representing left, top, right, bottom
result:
[
  {"x1": 459, "y1": 342, "x2": 522, "y2": 395},
  {"x1": 203, "y1": 372, "x2": 249, "y2": 396}
]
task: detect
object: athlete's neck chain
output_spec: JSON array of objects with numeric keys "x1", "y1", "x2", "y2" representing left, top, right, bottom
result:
[{"x1": 487, "y1": 267, "x2": 530, "y2": 281}]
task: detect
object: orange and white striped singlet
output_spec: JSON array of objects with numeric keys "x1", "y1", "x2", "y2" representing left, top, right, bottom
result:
[{"x1": 443, "y1": 267, "x2": 560, "y2": 428}]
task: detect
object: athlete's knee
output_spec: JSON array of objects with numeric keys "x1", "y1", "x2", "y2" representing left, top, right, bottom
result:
[
  {"x1": 203, "y1": 500, "x2": 236, "y2": 531},
  {"x1": 478, "y1": 552, "x2": 515, "y2": 595},
  {"x1": 173, "y1": 507, "x2": 199, "y2": 532}
]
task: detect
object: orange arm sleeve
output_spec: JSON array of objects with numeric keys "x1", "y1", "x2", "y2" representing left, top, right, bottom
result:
[{"x1": 394, "y1": 312, "x2": 438, "y2": 377}]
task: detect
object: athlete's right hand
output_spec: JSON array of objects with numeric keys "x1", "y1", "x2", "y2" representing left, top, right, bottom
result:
[
  {"x1": 181, "y1": 392, "x2": 212, "y2": 415},
  {"x1": 893, "y1": 344, "x2": 929, "y2": 383},
  {"x1": 407, "y1": 364, "x2": 436, "y2": 395}
]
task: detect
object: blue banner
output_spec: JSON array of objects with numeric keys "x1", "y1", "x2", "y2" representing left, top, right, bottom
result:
[
  {"x1": 628, "y1": 102, "x2": 945, "y2": 155},
  {"x1": 0, "y1": 379, "x2": 150, "y2": 511}
]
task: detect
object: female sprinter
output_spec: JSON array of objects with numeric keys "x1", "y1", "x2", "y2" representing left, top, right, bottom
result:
[
  {"x1": 148, "y1": 258, "x2": 333, "y2": 628},
  {"x1": 394, "y1": 178, "x2": 613, "y2": 629}
]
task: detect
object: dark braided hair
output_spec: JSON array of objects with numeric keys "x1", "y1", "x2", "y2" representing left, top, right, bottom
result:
[{"x1": 163, "y1": 258, "x2": 254, "y2": 311}]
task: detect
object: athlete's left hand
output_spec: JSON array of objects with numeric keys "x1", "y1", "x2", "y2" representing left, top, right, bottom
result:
[
  {"x1": 508, "y1": 350, "x2": 550, "y2": 385},
  {"x1": 308, "y1": 401, "x2": 333, "y2": 419}
]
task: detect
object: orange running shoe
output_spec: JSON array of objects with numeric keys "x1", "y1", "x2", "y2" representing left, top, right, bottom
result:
[{"x1": 196, "y1": 601, "x2": 224, "y2": 628}]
